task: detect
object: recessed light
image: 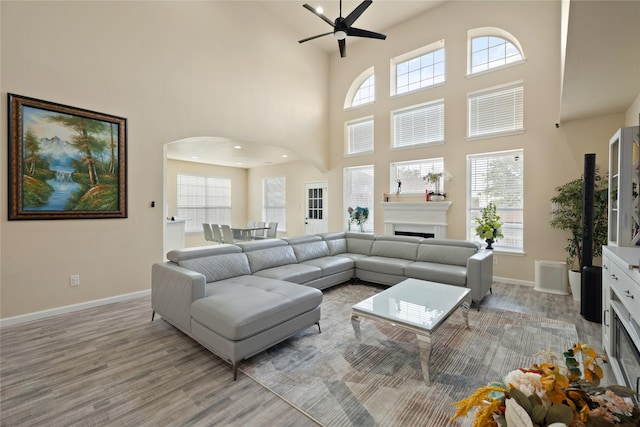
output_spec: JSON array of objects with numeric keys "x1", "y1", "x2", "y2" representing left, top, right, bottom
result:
[
  {"x1": 233, "y1": 145, "x2": 242, "y2": 149},
  {"x1": 191, "y1": 156, "x2": 199, "y2": 159},
  {"x1": 281, "y1": 154, "x2": 288, "y2": 158}
]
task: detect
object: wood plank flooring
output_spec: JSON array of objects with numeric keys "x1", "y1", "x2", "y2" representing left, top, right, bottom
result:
[{"x1": 0, "y1": 281, "x2": 608, "y2": 426}]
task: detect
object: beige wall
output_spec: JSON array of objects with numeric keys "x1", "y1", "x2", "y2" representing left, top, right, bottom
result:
[
  {"x1": 324, "y1": 0, "x2": 627, "y2": 283},
  {"x1": 0, "y1": 1, "x2": 329, "y2": 318}
]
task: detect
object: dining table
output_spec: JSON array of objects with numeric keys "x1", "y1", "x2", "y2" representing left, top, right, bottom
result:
[{"x1": 230, "y1": 226, "x2": 270, "y2": 241}]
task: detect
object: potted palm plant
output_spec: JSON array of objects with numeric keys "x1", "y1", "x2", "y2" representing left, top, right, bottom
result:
[{"x1": 550, "y1": 170, "x2": 608, "y2": 301}]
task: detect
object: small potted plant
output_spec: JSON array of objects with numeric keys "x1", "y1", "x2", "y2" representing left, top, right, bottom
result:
[
  {"x1": 423, "y1": 171, "x2": 452, "y2": 201},
  {"x1": 475, "y1": 202, "x2": 504, "y2": 249},
  {"x1": 348, "y1": 206, "x2": 369, "y2": 232}
]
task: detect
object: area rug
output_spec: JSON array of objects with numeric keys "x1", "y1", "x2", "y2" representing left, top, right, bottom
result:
[{"x1": 239, "y1": 283, "x2": 579, "y2": 427}]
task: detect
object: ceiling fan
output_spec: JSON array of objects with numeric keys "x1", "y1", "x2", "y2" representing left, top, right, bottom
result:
[{"x1": 298, "y1": 0, "x2": 387, "y2": 58}]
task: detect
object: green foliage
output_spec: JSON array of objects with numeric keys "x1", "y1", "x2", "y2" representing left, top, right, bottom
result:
[
  {"x1": 22, "y1": 174, "x2": 53, "y2": 207},
  {"x1": 550, "y1": 170, "x2": 608, "y2": 270},
  {"x1": 475, "y1": 202, "x2": 504, "y2": 240}
]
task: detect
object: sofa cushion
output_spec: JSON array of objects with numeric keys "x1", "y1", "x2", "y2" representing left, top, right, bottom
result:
[
  {"x1": 292, "y1": 241, "x2": 330, "y2": 262},
  {"x1": 253, "y1": 263, "x2": 322, "y2": 284},
  {"x1": 416, "y1": 242, "x2": 477, "y2": 267},
  {"x1": 235, "y1": 239, "x2": 288, "y2": 252},
  {"x1": 404, "y1": 261, "x2": 468, "y2": 286},
  {"x1": 325, "y1": 239, "x2": 347, "y2": 255},
  {"x1": 346, "y1": 232, "x2": 375, "y2": 255},
  {"x1": 371, "y1": 239, "x2": 419, "y2": 261},
  {"x1": 178, "y1": 253, "x2": 251, "y2": 282},
  {"x1": 167, "y1": 244, "x2": 241, "y2": 262},
  {"x1": 191, "y1": 277, "x2": 322, "y2": 341},
  {"x1": 356, "y1": 256, "x2": 413, "y2": 276},
  {"x1": 301, "y1": 256, "x2": 354, "y2": 276},
  {"x1": 245, "y1": 245, "x2": 297, "y2": 273}
]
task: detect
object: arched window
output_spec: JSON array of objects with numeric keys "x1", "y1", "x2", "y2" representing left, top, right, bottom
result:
[
  {"x1": 344, "y1": 67, "x2": 375, "y2": 109},
  {"x1": 468, "y1": 28, "x2": 524, "y2": 75}
]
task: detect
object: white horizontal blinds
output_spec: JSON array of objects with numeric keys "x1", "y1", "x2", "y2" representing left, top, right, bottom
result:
[
  {"x1": 345, "y1": 165, "x2": 374, "y2": 232},
  {"x1": 392, "y1": 158, "x2": 443, "y2": 193},
  {"x1": 347, "y1": 118, "x2": 374, "y2": 155},
  {"x1": 468, "y1": 84, "x2": 523, "y2": 138},
  {"x1": 470, "y1": 36, "x2": 523, "y2": 74},
  {"x1": 468, "y1": 150, "x2": 524, "y2": 250},
  {"x1": 263, "y1": 176, "x2": 285, "y2": 230},
  {"x1": 177, "y1": 174, "x2": 231, "y2": 232},
  {"x1": 352, "y1": 75, "x2": 375, "y2": 107},
  {"x1": 393, "y1": 101, "x2": 444, "y2": 148}
]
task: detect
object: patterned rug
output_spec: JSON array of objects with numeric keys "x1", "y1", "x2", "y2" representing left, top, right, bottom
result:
[{"x1": 239, "y1": 283, "x2": 579, "y2": 427}]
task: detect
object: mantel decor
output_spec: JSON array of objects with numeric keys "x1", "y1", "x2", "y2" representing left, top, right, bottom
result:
[{"x1": 8, "y1": 94, "x2": 127, "y2": 220}]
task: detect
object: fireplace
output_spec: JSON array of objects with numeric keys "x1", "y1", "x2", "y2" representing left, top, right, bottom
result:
[
  {"x1": 381, "y1": 201, "x2": 451, "y2": 239},
  {"x1": 395, "y1": 231, "x2": 435, "y2": 238},
  {"x1": 613, "y1": 308, "x2": 640, "y2": 397}
]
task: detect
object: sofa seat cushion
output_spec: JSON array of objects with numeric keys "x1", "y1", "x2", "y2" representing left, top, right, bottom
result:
[
  {"x1": 191, "y1": 277, "x2": 322, "y2": 341},
  {"x1": 253, "y1": 263, "x2": 321, "y2": 284},
  {"x1": 404, "y1": 261, "x2": 467, "y2": 286},
  {"x1": 301, "y1": 256, "x2": 354, "y2": 276},
  {"x1": 356, "y1": 256, "x2": 413, "y2": 276}
]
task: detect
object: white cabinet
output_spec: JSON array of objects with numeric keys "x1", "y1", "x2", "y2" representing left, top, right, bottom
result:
[{"x1": 608, "y1": 126, "x2": 640, "y2": 247}]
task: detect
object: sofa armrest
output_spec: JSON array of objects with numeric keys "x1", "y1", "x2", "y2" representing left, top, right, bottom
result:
[
  {"x1": 466, "y1": 249, "x2": 493, "y2": 304},
  {"x1": 151, "y1": 262, "x2": 206, "y2": 334}
]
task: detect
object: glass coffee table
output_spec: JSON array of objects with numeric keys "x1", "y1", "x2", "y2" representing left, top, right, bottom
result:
[{"x1": 351, "y1": 278, "x2": 471, "y2": 386}]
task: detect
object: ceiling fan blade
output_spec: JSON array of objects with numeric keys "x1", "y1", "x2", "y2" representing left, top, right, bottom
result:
[
  {"x1": 344, "y1": 0, "x2": 372, "y2": 27},
  {"x1": 347, "y1": 27, "x2": 387, "y2": 40},
  {"x1": 338, "y1": 38, "x2": 346, "y2": 58},
  {"x1": 298, "y1": 31, "x2": 334, "y2": 43},
  {"x1": 302, "y1": 4, "x2": 335, "y2": 27}
]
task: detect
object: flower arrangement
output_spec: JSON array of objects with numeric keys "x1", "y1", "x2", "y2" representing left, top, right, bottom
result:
[
  {"x1": 451, "y1": 341, "x2": 639, "y2": 427},
  {"x1": 475, "y1": 202, "x2": 504, "y2": 246},
  {"x1": 423, "y1": 171, "x2": 452, "y2": 196},
  {"x1": 347, "y1": 206, "x2": 369, "y2": 232}
]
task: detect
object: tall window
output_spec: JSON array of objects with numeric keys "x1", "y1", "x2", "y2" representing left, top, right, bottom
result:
[
  {"x1": 468, "y1": 83, "x2": 524, "y2": 139},
  {"x1": 468, "y1": 28, "x2": 524, "y2": 75},
  {"x1": 392, "y1": 100, "x2": 444, "y2": 148},
  {"x1": 352, "y1": 75, "x2": 375, "y2": 107},
  {"x1": 390, "y1": 158, "x2": 444, "y2": 194},
  {"x1": 177, "y1": 174, "x2": 231, "y2": 232},
  {"x1": 391, "y1": 40, "x2": 445, "y2": 96},
  {"x1": 467, "y1": 150, "x2": 524, "y2": 251},
  {"x1": 344, "y1": 165, "x2": 374, "y2": 233},
  {"x1": 263, "y1": 176, "x2": 285, "y2": 231},
  {"x1": 346, "y1": 117, "x2": 374, "y2": 155}
]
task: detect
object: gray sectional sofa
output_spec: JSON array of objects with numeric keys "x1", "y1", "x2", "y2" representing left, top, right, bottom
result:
[{"x1": 151, "y1": 232, "x2": 493, "y2": 378}]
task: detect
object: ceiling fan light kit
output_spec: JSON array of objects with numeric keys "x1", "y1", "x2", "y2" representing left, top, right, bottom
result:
[{"x1": 299, "y1": 0, "x2": 387, "y2": 58}]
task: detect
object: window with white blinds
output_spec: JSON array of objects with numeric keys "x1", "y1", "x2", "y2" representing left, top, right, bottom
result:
[
  {"x1": 390, "y1": 158, "x2": 444, "y2": 194},
  {"x1": 467, "y1": 150, "x2": 524, "y2": 251},
  {"x1": 263, "y1": 176, "x2": 285, "y2": 231},
  {"x1": 344, "y1": 165, "x2": 374, "y2": 233},
  {"x1": 468, "y1": 83, "x2": 523, "y2": 139},
  {"x1": 392, "y1": 100, "x2": 445, "y2": 148},
  {"x1": 352, "y1": 75, "x2": 375, "y2": 107},
  {"x1": 346, "y1": 117, "x2": 374, "y2": 155},
  {"x1": 177, "y1": 174, "x2": 231, "y2": 232}
]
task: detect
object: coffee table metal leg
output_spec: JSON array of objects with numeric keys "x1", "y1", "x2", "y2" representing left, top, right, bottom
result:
[
  {"x1": 351, "y1": 314, "x2": 361, "y2": 341},
  {"x1": 462, "y1": 294, "x2": 471, "y2": 328},
  {"x1": 416, "y1": 332, "x2": 432, "y2": 386}
]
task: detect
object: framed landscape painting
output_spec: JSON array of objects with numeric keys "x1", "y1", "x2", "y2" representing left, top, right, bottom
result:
[{"x1": 8, "y1": 94, "x2": 127, "y2": 220}]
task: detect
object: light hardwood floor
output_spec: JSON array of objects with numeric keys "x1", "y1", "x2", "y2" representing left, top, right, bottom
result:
[{"x1": 0, "y1": 281, "x2": 608, "y2": 426}]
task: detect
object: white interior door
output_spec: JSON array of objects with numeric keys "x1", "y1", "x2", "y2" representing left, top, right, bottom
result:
[{"x1": 304, "y1": 181, "x2": 328, "y2": 235}]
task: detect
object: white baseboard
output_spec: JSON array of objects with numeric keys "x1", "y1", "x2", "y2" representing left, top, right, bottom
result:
[
  {"x1": 494, "y1": 276, "x2": 534, "y2": 287},
  {"x1": 0, "y1": 289, "x2": 151, "y2": 328}
]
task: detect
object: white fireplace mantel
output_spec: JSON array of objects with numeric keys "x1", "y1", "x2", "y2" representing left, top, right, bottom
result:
[{"x1": 380, "y1": 201, "x2": 451, "y2": 239}]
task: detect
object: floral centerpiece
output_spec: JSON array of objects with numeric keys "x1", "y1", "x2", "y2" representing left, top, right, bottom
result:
[
  {"x1": 475, "y1": 202, "x2": 504, "y2": 249},
  {"x1": 451, "y1": 341, "x2": 639, "y2": 427},
  {"x1": 347, "y1": 206, "x2": 369, "y2": 232},
  {"x1": 423, "y1": 171, "x2": 453, "y2": 198}
]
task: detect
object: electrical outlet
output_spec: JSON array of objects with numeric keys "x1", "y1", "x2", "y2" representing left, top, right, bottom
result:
[
  {"x1": 70, "y1": 275, "x2": 80, "y2": 286},
  {"x1": 493, "y1": 256, "x2": 498, "y2": 265}
]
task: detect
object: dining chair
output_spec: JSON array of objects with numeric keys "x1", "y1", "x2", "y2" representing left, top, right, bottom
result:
[
  {"x1": 253, "y1": 221, "x2": 267, "y2": 239},
  {"x1": 247, "y1": 220, "x2": 256, "y2": 228},
  {"x1": 220, "y1": 225, "x2": 237, "y2": 243},
  {"x1": 202, "y1": 223, "x2": 214, "y2": 242},
  {"x1": 210, "y1": 224, "x2": 224, "y2": 244},
  {"x1": 266, "y1": 222, "x2": 278, "y2": 238}
]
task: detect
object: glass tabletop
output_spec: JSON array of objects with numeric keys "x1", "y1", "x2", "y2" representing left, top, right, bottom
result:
[{"x1": 352, "y1": 278, "x2": 470, "y2": 332}]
